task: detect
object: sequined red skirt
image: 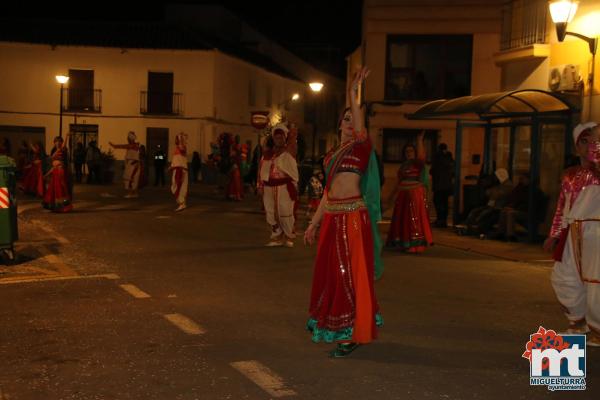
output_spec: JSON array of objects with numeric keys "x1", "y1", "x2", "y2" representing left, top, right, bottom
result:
[
  {"x1": 308, "y1": 196, "x2": 380, "y2": 344},
  {"x1": 387, "y1": 183, "x2": 432, "y2": 253},
  {"x1": 42, "y1": 166, "x2": 73, "y2": 213}
]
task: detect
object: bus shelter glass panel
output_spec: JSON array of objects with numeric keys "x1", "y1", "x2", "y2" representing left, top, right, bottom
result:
[
  {"x1": 539, "y1": 123, "x2": 566, "y2": 235},
  {"x1": 492, "y1": 126, "x2": 511, "y2": 172},
  {"x1": 512, "y1": 125, "x2": 531, "y2": 176}
]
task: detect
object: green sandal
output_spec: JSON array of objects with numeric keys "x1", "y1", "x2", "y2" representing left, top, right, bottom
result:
[{"x1": 329, "y1": 342, "x2": 361, "y2": 358}]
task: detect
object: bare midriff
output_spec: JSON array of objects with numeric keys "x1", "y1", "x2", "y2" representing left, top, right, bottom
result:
[{"x1": 327, "y1": 172, "x2": 362, "y2": 199}]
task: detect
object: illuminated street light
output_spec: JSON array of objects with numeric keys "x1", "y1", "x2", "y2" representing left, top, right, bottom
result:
[
  {"x1": 309, "y1": 82, "x2": 324, "y2": 93},
  {"x1": 55, "y1": 75, "x2": 69, "y2": 137},
  {"x1": 548, "y1": 0, "x2": 596, "y2": 54},
  {"x1": 291, "y1": 93, "x2": 300, "y2": 101}
]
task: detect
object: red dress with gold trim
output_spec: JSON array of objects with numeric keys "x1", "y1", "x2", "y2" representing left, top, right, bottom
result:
[
  {"x1": 386, "y1": 159, "x2": 432, "y2": 253},
  {"x1": 42, "y1": 147, "x2": 73, "y2": 213},
  {"x1": 308, "y1": 137, "x2": 382, "y2": 344}
]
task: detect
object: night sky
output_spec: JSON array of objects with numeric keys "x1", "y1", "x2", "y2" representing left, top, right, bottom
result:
[{"x1": 6, "y1": 1, "x2": 362, "y2": 77}]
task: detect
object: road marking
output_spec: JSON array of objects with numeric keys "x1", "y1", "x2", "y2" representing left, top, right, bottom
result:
[
  {"x1": 163, "y1": 313, "x2": 205, "y2": 335},
  {"x1": 230, "y1": 360, "x2": 297, "y2": 398},
  {"x1": 119, "y1": 284, "x2": 151, "y2": 298},
  {"x1": 0, "y1": 273, "x2": 120, "y2": 285},
  {"x1": 39, "y1": 246, "x2": 78, "y2": 277},
  {"x1": 28, "y1": 219, "x2": 70, "y2": 244}
]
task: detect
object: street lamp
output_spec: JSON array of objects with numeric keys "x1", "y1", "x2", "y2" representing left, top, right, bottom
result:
[
  {"x1": 308, "y1": 82, "x2": 324, "y2": 162},
  {"x1": 549, "y1": 0, "x2": 598, "y2": 118},
  {"x1": 549, "y1": 0, "x2": 597, "y2": 55},
  {"x1": 55, "y1": 75, "x2": 69, "y2": 138}
]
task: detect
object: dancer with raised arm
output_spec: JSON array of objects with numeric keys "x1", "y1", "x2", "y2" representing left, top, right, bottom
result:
[
  {"x1": 110, "y1": 131, "x2": 141, "y2": 198},
  {"x1": 304, "y1": 67, "x2": 383, "y2": 357},
  {"x1": 386, "y1": 132, "x2": 433, "y2": 253}
]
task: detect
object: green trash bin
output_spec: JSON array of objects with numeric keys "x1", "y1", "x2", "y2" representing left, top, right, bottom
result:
[{"x1": 0, "y1": 155, "x2": 18, "y2": 261}]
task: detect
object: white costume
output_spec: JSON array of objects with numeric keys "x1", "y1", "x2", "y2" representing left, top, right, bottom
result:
[
  {"x1": 171, "y1": 133, "x2": 189, "y2": 209},
  {"x1": 550, "y1": 122, "x2": 600, "y2": 337},
  {"x1": 259, "y1": 124, "x2": 298, "y2": 242}
]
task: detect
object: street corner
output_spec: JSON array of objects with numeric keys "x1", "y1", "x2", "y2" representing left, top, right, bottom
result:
[
  {"x1": 0, "y1": 241, "x2": 78, "y2": 284},
  {"x1": 0, "y1": 217, "x2": 78, "y2": 284}
]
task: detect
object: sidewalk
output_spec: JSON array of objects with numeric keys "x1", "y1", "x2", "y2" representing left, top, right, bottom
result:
[
  {"x1": 378, "y1": 220, "x2": 553, "y2": 265},
  {"x1": 431, "y1": 227, "x2": 552, "y2": 264}
]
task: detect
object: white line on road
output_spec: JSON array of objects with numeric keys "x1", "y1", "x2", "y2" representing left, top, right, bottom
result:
[
  {"x1": 230, "y1": 360, "x2": 297, "y2": 398},
  {"x1": 163, "y1": 313, "x2": 205, "y2": 335},
  {"x1": 119, "y1": 284, "x2": 151, "y2": 298},
  {"x1": 0, "y1": 273, "x2": 120, "y2": 285},
  {"x1": 29, "y1": 219, "x2": 70, "y2": 244}
]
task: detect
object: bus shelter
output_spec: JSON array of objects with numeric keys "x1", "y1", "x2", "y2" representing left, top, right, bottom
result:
[{"x1": 406, "y1": 89, "x2": 579, "y2": 242}]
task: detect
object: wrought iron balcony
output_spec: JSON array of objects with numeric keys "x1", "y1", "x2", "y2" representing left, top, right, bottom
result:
[
  {"x1": 140, "y1": 91, "x2": 183, "y2": 115},
  {"x1": 61, "y1": 88, "x2": 102, "y2": 113},
  {"x1": 501, "y1": 0, "x2": 548, "y2": 51}
]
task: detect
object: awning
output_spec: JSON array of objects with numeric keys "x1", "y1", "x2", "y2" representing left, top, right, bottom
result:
[{"x1": 406, "y1": 89, "x2": 577, "y2": 121}]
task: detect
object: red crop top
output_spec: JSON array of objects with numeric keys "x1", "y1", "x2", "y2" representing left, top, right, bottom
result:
[{"x1": 324, "y1": 137, "x2": 372, "y2": 176}]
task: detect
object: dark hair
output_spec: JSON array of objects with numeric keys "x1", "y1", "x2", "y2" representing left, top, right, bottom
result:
[
  {"x1": 402, "y1": 143, "x2": 417, "y2": 162},
  {"x1": 439, "y1": 143, "x2": 448, "y2": 151},
  {"x1": 337, "y1": 107, "x2": 352, "y2": 134}
]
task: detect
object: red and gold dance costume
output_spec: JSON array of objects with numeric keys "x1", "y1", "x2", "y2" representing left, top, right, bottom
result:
[
  {"x1": 226, "y1": 146, "x2": 243, "y2": 201},
  {"x1": 386, "y1": 159, "x2": 433, "y2": 253},
  {"x1": 308, "y1": 135, "x2": 383, "y2": 344},
  {"x1": 551, "y1": 166, "x2": 600, "y2": 244},
  {"x1": 21, "y1": 146, "x2": 44, "y2": 197},
  {"x1": 42, "y1": 146, "x2": 73, "y2": 213}
]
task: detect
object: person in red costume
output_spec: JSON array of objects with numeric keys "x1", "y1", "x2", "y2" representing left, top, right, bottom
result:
[
  {"x1": 544, "y1": 122, "x2": 600, "y2": 346},
  {"x1": 304, "y1": 67, "x2": 383, "y2": 358},
  {"x1": 258, "y1": 123, "x2": 298, "y2": 247},
  {"x1": 42, "y1": 136, "x2": 73, "y2": 213},
  {"x1": 386, "y1": 132, "x2": 433, "y2": 253},
  {"x1": 21, "y1": 141, "x2": 45, "y2": 197}
]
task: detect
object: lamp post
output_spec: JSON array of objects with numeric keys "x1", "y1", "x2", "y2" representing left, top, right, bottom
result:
[
  {"x1": 55, "y1": 75, "x2": 69, "y2": 138},
  {"x1": 308, "y1": 82, "x2": 324, "y2": 163}
]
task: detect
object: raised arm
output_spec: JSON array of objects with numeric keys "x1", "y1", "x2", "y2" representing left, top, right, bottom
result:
[
  {"x1": 416, "y1": 131, "x2": 425, "y2": 161},
  {"x1": 287, "y1": 124, "x2": 298, "y2": 158},
  {"x1": 348, "y1": 67, "x2": 371, "y2": 142}
]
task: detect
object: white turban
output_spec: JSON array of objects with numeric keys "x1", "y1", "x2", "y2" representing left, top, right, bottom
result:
[
  {"x1": 573, "y1": 122, "x2": 598, "y2": 144},
  {"x1": 271, "y1": 123, "x2": 289, "y2": 139}
]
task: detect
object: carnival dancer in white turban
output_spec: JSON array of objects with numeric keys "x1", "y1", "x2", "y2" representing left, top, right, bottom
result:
[
  {"x1": 544, "y1": 122, "x2": 600, "y2": 346},
  {"x1": 258, "y1": 123, "x2": 298, "y2": 247},
  {"x1": 110, "y1": 131, "x2": 141, "y2": 198},
  {"x1": 170, "y1": 132, "x2": 189, "y2": 212}
]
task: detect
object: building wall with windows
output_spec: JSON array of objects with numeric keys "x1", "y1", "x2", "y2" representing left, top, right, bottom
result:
[
  {"x1": 350, "y1": 0, "x2": 504, "y2": 205},
  {"x1": 0, "y1": 42, "x2": 304, "y2": 166},
  {"x1": 491, "y1": 0, "x2": 600, "y2": 232}
]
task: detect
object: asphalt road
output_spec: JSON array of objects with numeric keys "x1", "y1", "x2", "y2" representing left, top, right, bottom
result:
[{"x1": 0, "y1": 183, "x2": 597, "y2": 399}]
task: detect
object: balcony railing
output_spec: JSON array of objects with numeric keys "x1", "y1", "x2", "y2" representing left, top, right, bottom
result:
[
  {"x1": 62, "y1": 88, "x2": 102, "y2": 113},
  {"x1": 140, "y1": 91, "x2": 183, "y2": 115},
  {"x1": 501, "y1": 0, "x2": 548, "y2": 51}
]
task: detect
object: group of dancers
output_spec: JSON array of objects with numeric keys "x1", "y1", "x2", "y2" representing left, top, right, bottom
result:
[
  {"x1": 19, "y1": 131, "x2": 190, "y2": 213},
  {"x1": 16, "y1": 65, "x2": 599, "y2": 356},
  {"x1": 260, "y1": 66, "x2": 600, "y2": 357}
]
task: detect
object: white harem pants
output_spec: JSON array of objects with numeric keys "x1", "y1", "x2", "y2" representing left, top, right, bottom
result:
[
  {"x1": 552, "y1": 221, "x2": 600, "y2": 334},
  {"x1": 263, "y1": 184, "x2": 295, "y2": 239}
]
